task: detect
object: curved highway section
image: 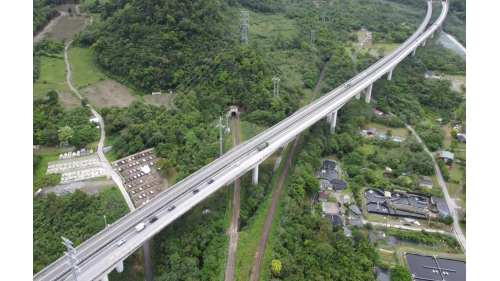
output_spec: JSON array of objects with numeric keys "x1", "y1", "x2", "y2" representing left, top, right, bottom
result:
[{"x1": 34, "y1": 1, "x2": 449, "y2": 280}]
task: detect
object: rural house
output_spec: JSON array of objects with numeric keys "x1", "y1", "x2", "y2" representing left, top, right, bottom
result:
[
  {"x1": 439, "y1": 151, "x2": 454, "y2": 164},
  {"x1": 457, "y1": 134, "x2": 466, "y2": 143},
  {"x1": 367, "y1": 127, "x2": 377, "y2": 136}
]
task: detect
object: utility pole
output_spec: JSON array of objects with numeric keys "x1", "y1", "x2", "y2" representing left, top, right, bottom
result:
[
  {"x1": 272, "y1": 77, "x2": 281, "y2": 98},
  {"x1": 219, "y1": 116, "x2": 223, "y2": 157},
  {"x1": 103, "y1": 215, "x2": 107, "y2": 228},
  {"x1": 310, "y1": 30, "x2": 316, "y2": 43},
  {"x1": 241, "y1": 11, "x2": 249, "y2": 46},
  {"x1": 62, "y1": 237, "x2": 79, "y2": 281}
]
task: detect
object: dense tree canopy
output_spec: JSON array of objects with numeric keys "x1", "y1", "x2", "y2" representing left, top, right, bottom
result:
[
  {"x1": 33, "y1": 91, "x2": 100, "y2": 147},
  {"x1": 33, "y1": 187, "x2": 129, "y2": 274}
]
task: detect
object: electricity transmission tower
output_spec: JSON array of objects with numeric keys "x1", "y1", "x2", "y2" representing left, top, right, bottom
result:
[
  {"x1": 241, "y1": 11, "x2": 249, "y2": 46},
  {"x1": 272, "y1": 77, "x2": 281, "y2": 98},
  {"x1": 310, "y1": 30, "x2": 316, "y2": 43},
  {"x1": 62, "y1": 237, "x2": 79, "y2": 281},
  {"x1": 321, "y1": 12, "x2": 326, "y2": 22}
]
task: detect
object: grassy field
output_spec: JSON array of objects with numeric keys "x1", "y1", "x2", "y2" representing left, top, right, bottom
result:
[
  {"x1": 358, "y1": 144, "x2": 377, "y2": 155},
  {"x1": 33, "y1": 153, "x2": 62, "y2": 192},
  {"x1": 68, "y1": 47, "x2": 108, "y2": 88},
  {"x1": 366, "y1": 42, "x2": 400, "y2": 58},
  {"x1": 33, "y1": 56, "x2": 70, "y2": 99},
  {"x1": 440, "y1": 122, "x2": 466, "y2": 150},
  {"x1": 238, "y1": 121, "x2": 268, "y2": 142},
  {"x1": 68, "y1": 47, "x2": 137, "y2": 108},
  {"x1": 364, "y1": 122, "x2": 409, "y2": 139}
]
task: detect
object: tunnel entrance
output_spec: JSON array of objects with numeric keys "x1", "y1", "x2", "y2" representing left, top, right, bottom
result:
[{"x1": 227, "y1": 105, "x2": 240, "y2": 117}]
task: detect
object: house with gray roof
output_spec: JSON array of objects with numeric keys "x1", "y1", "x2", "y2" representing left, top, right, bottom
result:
[
  {"x1": 439, "y1": 151, "x2": 455, "y2": 164},
  {"x1": 367, "y1": 127, "x2": 377, "y2": 136},
  {"x1": 349, "y1": 218, "x2": 364, "y2": 228},
  {"x1": 349, "y1": 204, "x2": 362, "y2": 217}
]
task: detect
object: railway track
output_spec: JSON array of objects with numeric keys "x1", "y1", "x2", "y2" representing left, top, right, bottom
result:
[
  {"x1": 224, "y1": 116, "x2": 242, "y2": 281},
  {"x1": 249, "y1": 61, "x2": 329, "y2": 281}
]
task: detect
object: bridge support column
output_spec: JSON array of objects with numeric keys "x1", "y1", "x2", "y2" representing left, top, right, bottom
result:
[
  {"x1": 116, "y1": 260, "x2": 124, "y2": 273},
  {"x1": 252, "y1": 165, "x2": 259, "y2": 185},
  {"x1": 365, "y1": 84, "x2": 372, "y2": 103},
  {"x1": 355, "y1": 92, "x2": 361, "y2": 100},
  {"x1": 422, "y1": 39, "x2": 426, "y2": 46},
  {"x1": 100, "y1": 274, "x2": 109, "y2": 281},
  {"x1": 330, "y1": 110, "x2": 337, "y2": 134},
  {"x1": 430, "y1": 32, "x2": 434, "y2": 39},
  {"x1": 411, "y1": 48, "x2": 416, "y2": 57},
  {"x1": 387, "y1": 68, "x2": 393, "y2": 81},
  {"x1": 143, "y1": 239, "x2": 154, "y2": 281},
  {"x1": 326, "y1": 112, "x2": 332, "y2": 123}
]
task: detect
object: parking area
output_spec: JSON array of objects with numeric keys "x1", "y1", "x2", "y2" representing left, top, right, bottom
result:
[
  {"x1": 46, "y1": 155, "x2": 106, "y2": 183},
  {"x1": 112, "y1": 149, "x2": 168, "y2": 207}
]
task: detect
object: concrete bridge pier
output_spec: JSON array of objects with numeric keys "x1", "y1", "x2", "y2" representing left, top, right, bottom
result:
[
  {"x1": 329, "y1": 110, "x2": 337, "y2": 134},
  {"x1": 387, "y1": 68, "x2": 394, "y2": 80},
  {"x1": 326, "y1": 112, "x2": 332, "y2": 123},
  {"x1": 430, "y1": 32, "x2": 434, "y2": 38},
  {"x1": 100, "y1": 274, "x2": 109, "y2": 281},
  {"x1": 252, "y1": 165, "x2": 259, "y2": 185},
  {"x1": 411, "y1": 48, "x2": 416, "y2": 57},
  {"x1": 355, "y1": 92, "x2": 361, "y2": 99},
  {"x1": 115, "y1": 260, "x2": 124, "y2": 273},
  {"x1": 365, "y1": 84, "x2": 372, "y2": 103},
  {"x1": 422, "y1": 39, "x2": 426, "y2": 46}
]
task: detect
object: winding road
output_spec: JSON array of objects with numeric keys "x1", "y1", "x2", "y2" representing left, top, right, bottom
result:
[
  {"x1": 64, "y1": 41, "x2": 135, "y2": 211},
  {"x1": 386, "y1": 112, "x2": 466, "y2": 253}
]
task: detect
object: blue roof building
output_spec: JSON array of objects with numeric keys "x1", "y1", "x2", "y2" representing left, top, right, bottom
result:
[
  {"x1": 391, "y1": 137, "x2": 403, "y2": 143},
  {"x1": 379, "y1": 134, "x2": 387, "y2": 140}
]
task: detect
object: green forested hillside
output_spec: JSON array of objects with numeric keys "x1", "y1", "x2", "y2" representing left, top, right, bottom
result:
[
  {"x1": 33, "y1": 0, "x2": 61, "y2": 35},
  {"x1": 444, "y1": 0, "x2": 466, "y2": 46},
  {"x1": 33, "y1": 188, "x2": 129, "y2": 274}
]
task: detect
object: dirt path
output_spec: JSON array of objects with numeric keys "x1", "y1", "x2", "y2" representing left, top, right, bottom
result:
[
  {"x1": 224, "y1": 116, "x2": 242, "y2": 281},
  {"x1": 396, "y1": 246, "x2": 466, "y2": 267},
  {"x1": 33, "y1": 12, "x2": 65, "y2": 42},
  {"x1": 249, "y1": 61, "x2": 329, "y2": 281}
]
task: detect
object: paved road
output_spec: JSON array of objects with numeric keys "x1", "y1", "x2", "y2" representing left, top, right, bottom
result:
[
  {"x1": 436, "y1": 31, "x2": 466, "y2": 59},
  {"x1": 367, "y1": 221, "x2": 450, "y2": 235},
  {"x1": 389, "y1": 114, "x2": 466, "y2": 253},
  {"x1": 64, "y1": 41, "x2": 135, "y2": 211},
  {"x1": 224, "y1": 116, "x2": 242, "y2": 281},
  {"x1": 35, "y1": 2, "x2": 445, "y2": 280}
]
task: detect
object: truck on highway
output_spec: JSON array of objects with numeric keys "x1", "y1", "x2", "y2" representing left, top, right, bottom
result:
[
  {"x1": 257, "y1": 141, "x2": 269, "y2": 151},
  {"x1": 135, "y1": 222, "x2": 146, "y2": 232}
]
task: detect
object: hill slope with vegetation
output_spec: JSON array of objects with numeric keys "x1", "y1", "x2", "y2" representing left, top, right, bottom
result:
[{"x1": 33, "y1": 0, "x2": 60, "y2": 35}]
